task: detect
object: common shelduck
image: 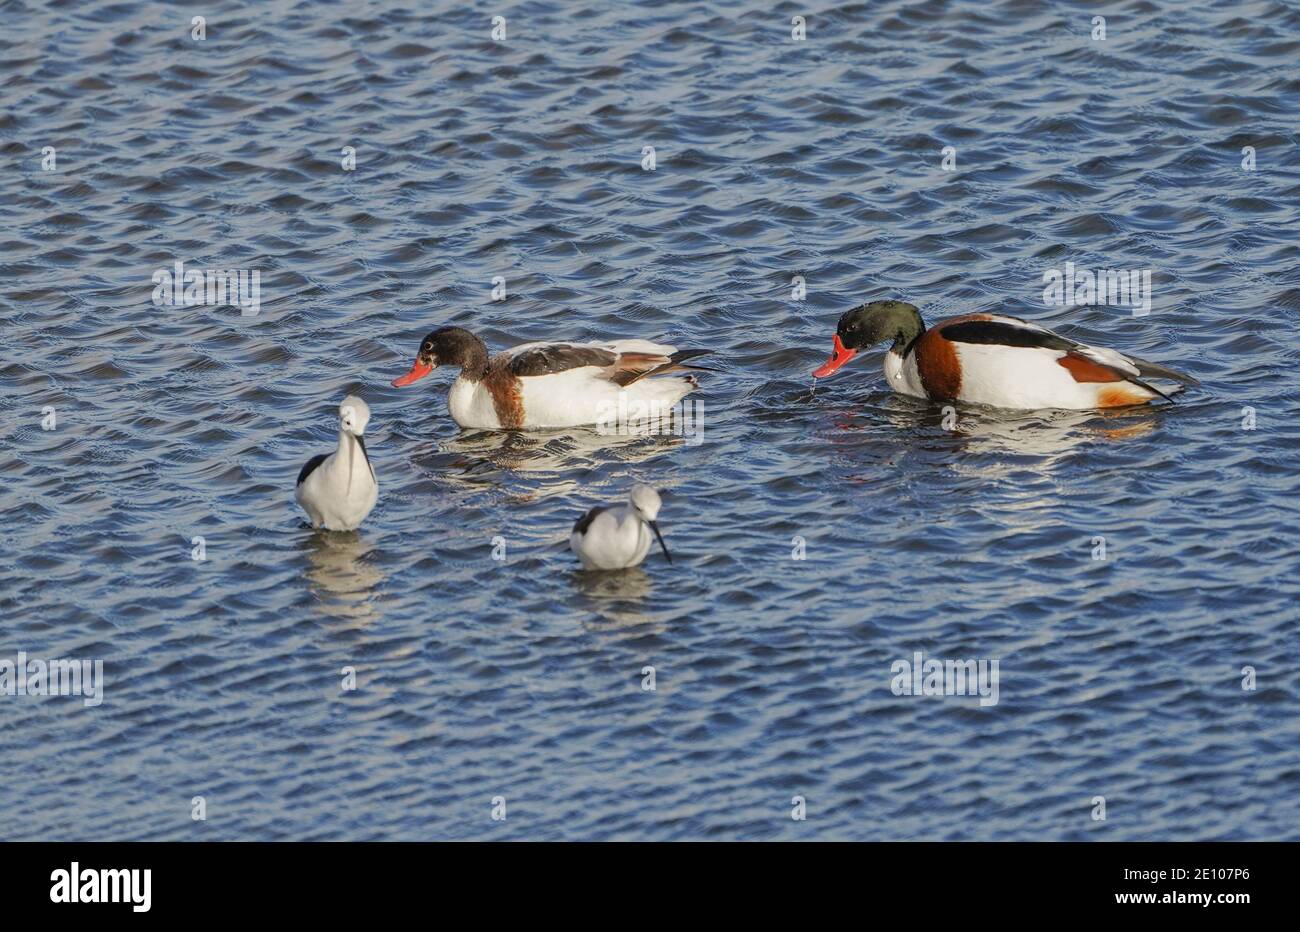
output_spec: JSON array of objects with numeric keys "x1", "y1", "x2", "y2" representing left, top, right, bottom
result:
[
  {"x1": 295, "y1": 395, "x2": 378, "y2": 531},
  {"x1": 392, "y1": 326, "x2": 712, "y2": 430},
  {"x1": 569, "y1": 484, "x2": 672, "y2": 571},
  {"x1": 812, "y1": 300, "x2": 1199, "y2": 409}
]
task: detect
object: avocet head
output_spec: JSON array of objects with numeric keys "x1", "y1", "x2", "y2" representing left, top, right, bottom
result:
[
  {"x1": 339, "y1": 395, "x2": 371, "y2": 436},
  {"x1": 629, "y1": 483, "x2": 662, "y2": 521},
  {"x1": 629, "y1": 484, "x2": 671, "y2": 563}
]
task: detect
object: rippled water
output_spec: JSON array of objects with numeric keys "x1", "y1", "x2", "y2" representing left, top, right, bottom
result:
[{"x1": 2, "y1": 0, "x2": 1298, "y2": 840}]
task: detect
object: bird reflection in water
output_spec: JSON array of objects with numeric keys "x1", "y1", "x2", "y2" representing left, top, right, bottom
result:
[
  {"x1": 301, "y1": 530, "x2": 385, "y2": 626},
  {"x1": 829, "y1": 395, "x2": 1164, "y2": 450},
  {"x1": 442, "y1": 426, "x2": 689, "y2": 477},
  {"x1": 570, "y1": 566, "x2": 659, "y2": 629}
]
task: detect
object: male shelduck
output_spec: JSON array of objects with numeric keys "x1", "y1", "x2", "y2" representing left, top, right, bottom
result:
[
  {"x1": 295, "y1": 395, "x2": 378, "y2": 531},
  {"x1": 569, "y1": 484, "x2": 672, "y2": 571},
  {"x1": 391, "y1": 326, "x2": 712, "y2": 430},
  {"x1": 812, "y1": 300, "x2": 1199, "y2": 409}
]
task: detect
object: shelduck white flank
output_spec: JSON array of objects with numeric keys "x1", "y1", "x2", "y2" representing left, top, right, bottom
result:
[
  {"x1": 295, "y1": 395, "x2": 378, "y2": 531},
  {"x1": 392, "y1": 326, "x2": 712, "y2": 430},
  {"x1": 570, "y1": 484, "x2": 672, "y2": 571}
]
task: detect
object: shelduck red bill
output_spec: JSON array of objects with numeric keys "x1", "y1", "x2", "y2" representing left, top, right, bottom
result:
[
  {"x1": 391, "y1": 360, "x2": 433, "y2": 387},
  {"x1": 812, "y1": 333, "x2": 857, "y2": 378}
]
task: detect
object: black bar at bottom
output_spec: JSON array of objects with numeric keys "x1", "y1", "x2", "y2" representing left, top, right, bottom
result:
[{"x1": 1, "y1": 841, "x2": 1283, "y2": 917}]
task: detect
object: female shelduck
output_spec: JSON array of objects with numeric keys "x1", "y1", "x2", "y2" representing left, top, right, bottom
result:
[
  {"x1": 812, "y1": 300, "x2": 1199, "y2": 409},
  {"x1": 295, "y1": 395, "x2": 378, "y2": 531},
  {"x1": 391, "y1": 326, "x2": 712, "y2": 430},
  {"x1": 569, "y1": 484, "x2": 672, "y2": 571}
]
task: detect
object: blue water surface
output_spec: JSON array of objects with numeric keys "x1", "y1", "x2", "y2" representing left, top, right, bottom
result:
[{"x1": 1, "y1": 0, "x2": 1297, "y2": 840}]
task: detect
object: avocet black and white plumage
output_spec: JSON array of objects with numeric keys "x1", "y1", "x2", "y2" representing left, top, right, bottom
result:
[
  {"x1": 295, "y1": 395, "x2": 378, "y2": 531},
  {"x1": 813, "y1": 300, "x2": 1200, "y2": 409},
  {"x1": 569, "y1": 484, "x2": 672, "y2": 571}
]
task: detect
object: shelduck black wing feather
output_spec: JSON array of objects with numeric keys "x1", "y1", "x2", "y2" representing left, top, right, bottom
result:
[
  {"x1": 297, "y1": 453, "x2": 328, "y2": 486},
  {"x1": 509, "y1": 345, "x2": 619, "y2": 377},
  {"x1": 572, "y1": 505, "x2": 609, "y2": 535},
  {"x1": 940, "y1": 319, "x2": 1075, "y2": 352},
  {"x1": 1125, "y1": 355, "x2": 1201, "y2": 385},
  {"x1": 667, "y1": 348, "x2": 714, "y2": 367}
]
